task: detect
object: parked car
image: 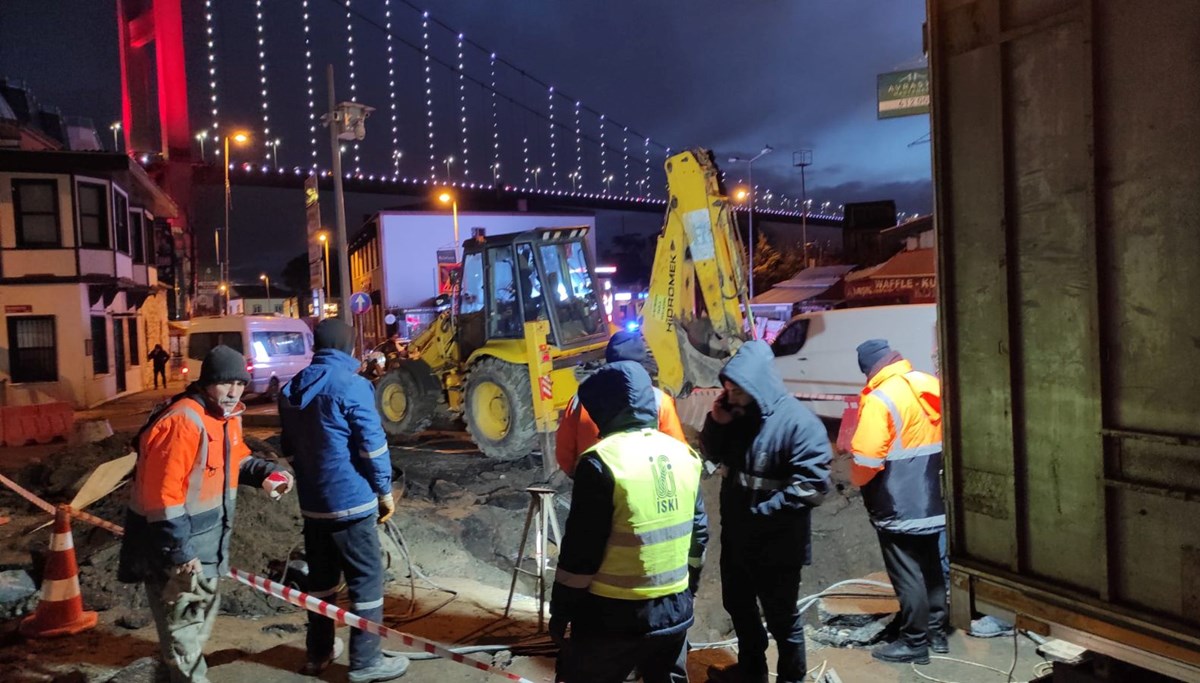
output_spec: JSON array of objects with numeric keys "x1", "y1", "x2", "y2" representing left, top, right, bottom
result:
[
  {"x1": 770, "y1": 303, "x2": 938, "y2": 420},
  {"x1": 183, "y1": 315, "x2": 314, "y2": 398}
]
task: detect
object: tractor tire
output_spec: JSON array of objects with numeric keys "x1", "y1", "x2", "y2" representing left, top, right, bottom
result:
[
  {"x1": 463, "y1": 357, "x2": 537, "y2": 460},
  {"x1": 375, "y1": 365, "x2": 437, "y2": 438}
]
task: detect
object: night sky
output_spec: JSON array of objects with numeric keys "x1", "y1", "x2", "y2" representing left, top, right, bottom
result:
[{"x1": 0, "y1": 0, "x2": 931, "y2": 282}]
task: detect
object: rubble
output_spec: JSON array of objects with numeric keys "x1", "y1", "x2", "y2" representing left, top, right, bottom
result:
[{"x1": 0, "y1": 567, "x2": 38, "y2": 620}]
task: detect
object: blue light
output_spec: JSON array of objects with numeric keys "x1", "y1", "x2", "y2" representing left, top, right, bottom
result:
[{"x1": 624, "y1": 321, "x2": 640, "y2": 332}]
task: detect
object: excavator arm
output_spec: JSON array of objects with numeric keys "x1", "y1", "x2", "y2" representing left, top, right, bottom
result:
[{"x1": 643, "y1": 149, "x2": 752, "y2": 396}]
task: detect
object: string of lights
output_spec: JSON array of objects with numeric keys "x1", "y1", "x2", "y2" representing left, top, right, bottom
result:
[
  {"x1": 203, "y1": 0, "x2": 219, "y2": 142},
  {"x1": 548, "y1": 86, "x2": 557, "y2": 188},
  {"x1": 254, "y1": 0, "x2": 272, "y2": 162},
  {"x1": 457, "y1": 33, "x2": 469, "y2": 179},
  {"x1": 385, "y1": 0, "x2": 400, "y2": 176},
  {"x1": 344, "y1": 0, "x2": 360, "y2": 173},
  {"x1": 623, "y1": 127, "x2": 630, "y2": 196},
  {"x1": 301, "y1": 0, "x2": 317, "y2": 168},
  {"x1": 423, "y1": 11, "x2": 436, "y2": 179},
  {"x1": 599, "y1": 115, "x2": 607, "y2": 193},
  {"x1": 490, "y1": 53, "x2": 500, "y2": 184}
]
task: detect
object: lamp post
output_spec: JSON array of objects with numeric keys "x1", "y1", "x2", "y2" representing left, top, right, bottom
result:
[
  {"x1": 323, "y1": 65, "x2": 374, "y2": 323},
  {"x1": 218, "y1": 283, "x2": 228, "y2": 317},
  {"x1": 260, "y1": 274, "x2": 272, "y2": 313},
  {"x1": 268, "y1": 138, "x2": 281, "y2": 167},
  {"x1": 445, "y1": 156, "x2": 455, "y2": 180},
  {"x1": 793, "y1": 149, "x2": 813, "y2": 268},
  {"x1": 110, "y1": 122, "x2": 122, "y2": 152},
  {"x1": 492, "y1": 162, "x2": 501, "y2": 186},
  {"x1": 532, "y1": 167, "x2": 543, "y2": 190},
  {"x1": 729, "y1": 145, "x2": 774, "y2": 299},
  {"x1": 318, "y1": 232, "x2": 331, "y2": 296},
  {"x1": 196, "y1": 130, "x2": 208, "y2": 161},
  {"x1": 439, "y1": 191, "x2": 460, "y2": 260},
  {"x1": 569, "y1": 171, "x2": 580, "y2": 192},
  {"x1": 223, "y1": 131, "x2": 250, "y2": 288},
  {"x1": 604, "y1": 174, "x2": 615, "y2": 194}
]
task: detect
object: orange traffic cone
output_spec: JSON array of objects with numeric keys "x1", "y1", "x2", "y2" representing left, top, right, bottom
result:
[{"x1": 20, "y1": 505, "x2": 98, "y2": 638}]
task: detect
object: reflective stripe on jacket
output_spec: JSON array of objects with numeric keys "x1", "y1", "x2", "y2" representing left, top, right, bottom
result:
[
  {"x1": 555, "y1": 387, "x2": 687, "y2": 477},
  {"x1": 850, "y1": 359, "x2": 944, "y2": 534},
  {"x1": 119, "y1": 391, "x2": 280, "y2": 582},
  {"x1": 564, "y1": 429, "x2": 702, "y2": 600}
]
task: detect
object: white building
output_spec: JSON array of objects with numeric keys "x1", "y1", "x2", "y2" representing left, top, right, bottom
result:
[
  {"x1": 349, "y1": 210, "x2": 597, "y2": 347},
  {"x1": 0, "y1": 150, "x2": 176, "y2": 407}
]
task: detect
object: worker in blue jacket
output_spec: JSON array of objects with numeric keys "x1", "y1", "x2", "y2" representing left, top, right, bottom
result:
[
  {"x1": 279, "y1": 319, "x2": 408, "y2": 683},
  {"x1": 550, "y1": 361, "x2": 709, "y2": 683},
  {"x1": 701, "y1": 340, "x2": 833, "y2": 683}
]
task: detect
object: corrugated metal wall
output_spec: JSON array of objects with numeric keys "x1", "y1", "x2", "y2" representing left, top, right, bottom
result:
[{"x1": 932, "y1": 0, "x2": 1200, "y2": 636}]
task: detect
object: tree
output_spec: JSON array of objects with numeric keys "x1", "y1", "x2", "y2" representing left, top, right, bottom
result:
[{"x1": 751, "y1": 233, "x2": 803, "y2": 292}]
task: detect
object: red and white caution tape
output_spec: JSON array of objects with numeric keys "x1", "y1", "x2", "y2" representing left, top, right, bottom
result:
[
  {"x1": 0, "y1": 473, "x2": 125, "y2": 537},
  {"x1": 228, "y1": 568, "x2": 536, "y2": 683},
  {"x1": 792, "y1": 392, "x2": 859, "y2": 403}
]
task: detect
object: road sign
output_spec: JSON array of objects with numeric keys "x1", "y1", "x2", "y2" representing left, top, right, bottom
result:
[
  {"x1": 877, "y1": 68, "x2": 930, "y2": 119},
  {"x1": 349, "y1": 292, "x2": 372, "y2": 315}
]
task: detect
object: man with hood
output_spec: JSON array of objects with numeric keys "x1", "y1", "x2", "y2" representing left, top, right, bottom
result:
[
  {"x1": 278, "y1": 319, "x2": 409, "y2": 682},
  {"x1": 700, "y1": 340, "x2": 832, "y2": 683},
  {"x1": 850, "y1": 339, "x2": 946, "y2": 665},
  {"x1": 119, "y1": 345, "x2": 295, "y2": 683},
  {"x1": 550, "y1": 361, "x2": 708, "y2": 683},
  {"x1": 555, "y1": 330, "x2": 687, "y2": 477}
]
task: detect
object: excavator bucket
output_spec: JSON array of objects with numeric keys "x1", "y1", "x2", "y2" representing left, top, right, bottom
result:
[{"x1": 642, "y1": 149, "x2": 752, "y2": 396}]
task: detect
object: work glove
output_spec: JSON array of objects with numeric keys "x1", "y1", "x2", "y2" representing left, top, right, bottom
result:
[
  {"x1": 688, "y1": 567, "x2": 701, "y2": 597},
  {"x1": 377, "y1": 493, "x2": 396, "y2": 525},
  {"x1": 262, "y1": 470, "x2": 295, "y2": 501}
]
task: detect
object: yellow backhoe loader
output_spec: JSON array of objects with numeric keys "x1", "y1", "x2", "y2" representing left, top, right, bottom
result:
[{"x1": 372, "y1": 148, "x2": 751, "y2": 460}]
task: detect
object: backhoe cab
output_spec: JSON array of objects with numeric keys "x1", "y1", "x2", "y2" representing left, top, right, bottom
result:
[{"x1": 373, "y1": 228, "x2": 609, "y2": 460}]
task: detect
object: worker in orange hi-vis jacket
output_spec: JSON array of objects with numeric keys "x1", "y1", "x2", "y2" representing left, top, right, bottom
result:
[
  {"x1": 118, "y1": 345, "x2": 294, "y2": 683},
  {"x1": 555, "y1": 330, "x2": 687, "y2": 478},
  {"x1": 850, "y1": 338, "x2": 946, "y2": 667}
]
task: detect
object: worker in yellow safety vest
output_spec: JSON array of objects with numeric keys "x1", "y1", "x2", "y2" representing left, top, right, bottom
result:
[
  {"x1": 850, "y1": 339, "x2": 947, "y2": 666},
  {"x1": 550, "y1": 360, "x2": 708, "y2": 683}
]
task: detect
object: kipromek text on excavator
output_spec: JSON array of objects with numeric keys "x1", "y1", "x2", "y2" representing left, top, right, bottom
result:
[{"x1": 367, "y1": 148, "x2": 753, "y2": 461}]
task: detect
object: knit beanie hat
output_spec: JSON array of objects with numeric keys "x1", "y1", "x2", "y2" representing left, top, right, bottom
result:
[
  {"x1": 857, "y1": 339, "x2": 893, "y2": 376},
  {"x1": 314, "y1": 318, "x2": 355, "y2": 354},
  {"x1": 198, "y1": 345, "x2": 251, "y2": 385}
]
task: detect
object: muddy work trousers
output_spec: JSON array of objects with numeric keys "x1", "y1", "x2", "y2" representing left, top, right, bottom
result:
[
  {"x1": 878, "y1": 530, "x2": 947, "y2": 649},
  {"x1": 720, "y1": 552, "x2": 806, "y2": 682},
  {"x1": 145, "y1": 573, "x2": 221, "y2": 683},
  {"x1": 304, "y1": 514, "x2": 385, "y2": 671},
  {"x1": 558, "y1": 630, "x2": 688, "y2": 683}
]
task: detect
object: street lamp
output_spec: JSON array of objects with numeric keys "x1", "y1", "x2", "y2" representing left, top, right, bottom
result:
[
  {"x1": 223, "y1": 130, "x2": 251, "y2": 289},
  {"x1": 492, "y1": 162, "x2": 501, "y2": 186},
  {"x1": 267, "y1": 138, "x2": 281, "y2": 167},
  {"x1": 322, "y1": 67, "x2": 374, "y2": 322},
  {"x1": 532, "y1": 167, "x2": 543, "y2": 190},
  {"x1": 110, "y1": 122, "x2": 122, "y2": 152},
  {"x1": 438, "y1": 191, "x2": 460, "y2": 259},
  {"x1": 318, "y1": 232, "x2": 331, "y2": 299},
  {"x1": 195, "y1": 130, "x2": 208, "y2": 161},
  {"x1": 728, "y1": 145, "x2": 773, "y2": 299},
  {"x1": 603, "y1": 174, "x2": 615, "y2": 194},
  {"x1": 445, "y1": 155, "x2": 455, "y2": 180},
  {"x1": 569, "y1": 171, "x2": 581, "y2": 192},
  {"x1": 260, "y1": 274, "x2": 272, "y2": 313},
  {"x1": 793, "y1": 149, "x2": 813, "y2": 268},
  {"x1": 734, "y1": 187, "x2": 749, "y2": 203},
  {"x1": 218, "y1": 283, "x2": 228, "y2": 317}
]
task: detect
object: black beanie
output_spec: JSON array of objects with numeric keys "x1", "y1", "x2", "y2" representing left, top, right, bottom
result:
[
  {"x1": 199, "y1": 345, "x2": 251, "y2": 385},
  {"x1": 857, "y1": 339, "x2": 892, "y2": 376},
  {"x1": 314, "y1": 319, "x2": 355, "y2": 354},
  {"x1": 606, "y1": 330, "x2": 659, "y2": 378}
]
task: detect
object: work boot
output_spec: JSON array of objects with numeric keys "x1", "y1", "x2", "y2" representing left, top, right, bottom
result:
[
  {"x1": 871, "y1": 640, "x2": 930, "y2": 665},
  {"x1": 300, "y1": 636, "x2": 344, "y2": 675},
  {"x1": 930, "y1": 631, "x2": 949, "y2": 654},
  {"x1": 348, "y1": 652, "x2": 410, "y2": 683}
]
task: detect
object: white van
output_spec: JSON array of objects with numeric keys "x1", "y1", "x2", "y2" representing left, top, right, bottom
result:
[
  {"x1": 770, "y1": 304, "x2": 938, "y2": 419},
  {"x1": 184, "y1": 315, "x2": 314, "y2": 398}
]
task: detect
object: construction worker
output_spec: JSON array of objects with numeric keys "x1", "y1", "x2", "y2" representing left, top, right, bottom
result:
[
  {"x1": 278, "y1": 319, "x2": 409, "y2": 683},
  {"x1": 555, "y1": 330, "x2": 687, "y2": 477},
  {"x1": 118, "y1": 345, "x2": 295, "y2": 683},
  {"x1": 700, "y1": 340, "x2": 832, "y2": 683},
  {"x1": 849, "y1": 339, "x2": 946, "y2": 665},
  {"x1": 550, "y1": 361, "x2": 708, "y2": 683}
]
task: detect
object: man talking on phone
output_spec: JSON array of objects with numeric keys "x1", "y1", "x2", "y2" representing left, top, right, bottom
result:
[{"x1": 700, "y1": 340, "x2": 833, "y2": 683}]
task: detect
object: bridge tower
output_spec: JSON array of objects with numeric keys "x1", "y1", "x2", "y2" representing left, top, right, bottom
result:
[{"x1": 115, "y1": 0, "x2": 194, "y2": 318}]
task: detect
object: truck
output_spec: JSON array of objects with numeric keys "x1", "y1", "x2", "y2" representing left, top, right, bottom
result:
[{"x1": 929, "y1": 0, "x2": 1200, "y2": 678}]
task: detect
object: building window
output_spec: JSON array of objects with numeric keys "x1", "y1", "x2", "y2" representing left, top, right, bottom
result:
[
  {"x1": 253, "y1": 304, "x2": 263, "y2": 314},
  {"x1": 91, "y1": 316, "x2": 109, "y2": 374},
  {"x1": 7, "y1": 316, "x2": 57, "y2": 383},
  {"x1": 12, "y1": 180, "x2": 61, "y2": 247},
  {"x1": 77, "y1": 182, "x2": 109, "y2": 248},
  {"x1": 131, "y1": 211, "x2": 146, "y2": 263},
  {"x1": 128, "y1": 319, "x2": 140, "y2": 365},
  {"x1": 114, "y1": 192, "x2": 130, "y2": 254}
]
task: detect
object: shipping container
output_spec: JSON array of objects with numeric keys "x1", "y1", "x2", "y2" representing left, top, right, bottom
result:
[{"x1": 929, "y1": 0, "x2": 1200, "y2": 678}]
